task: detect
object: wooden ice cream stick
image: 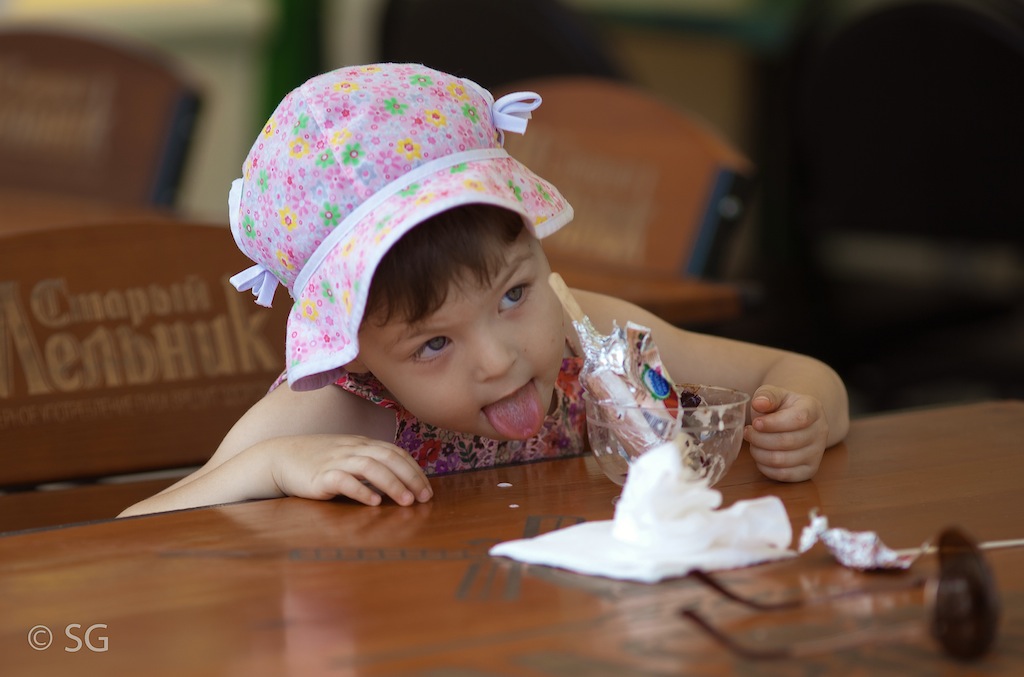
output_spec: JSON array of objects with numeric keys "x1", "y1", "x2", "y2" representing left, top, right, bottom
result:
[
  {"x1": 895, "y1": 537, "x2": 1024, "y2": 558},
  {"x1": 976, "y1": 538, "x2": 1024, "y2": 550},
  {"x1": 549, "y1": 272, "x2": 587, "y2": 325},
  {"x1": 548, "y1": 272, "x2": 670, "y2": 453}
]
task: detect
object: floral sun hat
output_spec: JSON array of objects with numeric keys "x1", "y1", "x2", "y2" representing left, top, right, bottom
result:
[{"x1": 228, "y1": 63, "x2": 574, "y2": 391}]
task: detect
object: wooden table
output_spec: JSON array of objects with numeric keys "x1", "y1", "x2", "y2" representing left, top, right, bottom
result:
[{"x1": 2, "y1": 401, "x2": 1021, "y2": 675}]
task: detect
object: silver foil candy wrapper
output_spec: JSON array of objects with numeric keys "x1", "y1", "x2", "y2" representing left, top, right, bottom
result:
[
  {"x1": 574, "y1": 318, "x2": 683, "y2": 456},
  {"x1": 799, "y1": 509, "x2": 919, "y2": 570}
]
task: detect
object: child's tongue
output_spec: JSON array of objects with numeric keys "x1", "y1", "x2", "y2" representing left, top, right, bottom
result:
[{"x1": 483, "y1": 383, "x2": 544, "y2": 439}]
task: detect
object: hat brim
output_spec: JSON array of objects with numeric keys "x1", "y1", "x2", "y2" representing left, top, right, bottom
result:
[{"x1": 284, "y1": 154, "x2": 573, "y2": 391}]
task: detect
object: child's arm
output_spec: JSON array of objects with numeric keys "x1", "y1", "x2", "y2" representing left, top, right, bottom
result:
[
  {"x1": 119, "y1": 384, "x2": 432, "y2": 517},
  {"x1": 573, "y1": 288, "x2": 850, "y2": 482}
]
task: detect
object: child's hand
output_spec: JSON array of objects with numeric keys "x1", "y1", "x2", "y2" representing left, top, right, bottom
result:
[
  {"x1": 743, "y1": 385, "x2": 829, "y2": 482},
  {"x1": 266, "y1": 435, "x2": 433, "y2": 507}
]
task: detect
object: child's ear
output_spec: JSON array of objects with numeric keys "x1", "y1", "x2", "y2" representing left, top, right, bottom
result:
[{"x1": 344, "y1": 356, "x2": 370, "y2": 374}]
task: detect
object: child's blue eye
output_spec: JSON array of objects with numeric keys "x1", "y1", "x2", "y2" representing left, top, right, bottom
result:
[
  {"x1": 501, "y1": 284, "x2": 525, "y2": 309},
  {"x1": 417, "y1": 336, "x2": 449, "y2": 359}
]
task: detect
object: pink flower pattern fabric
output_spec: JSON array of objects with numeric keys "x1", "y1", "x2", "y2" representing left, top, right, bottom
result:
[
  {"x1": 229, "y1": 63, "x2": 573, "y2": 392},
  {"x1": 336, "y1": 357, "x2": 588, "y2": 473}
]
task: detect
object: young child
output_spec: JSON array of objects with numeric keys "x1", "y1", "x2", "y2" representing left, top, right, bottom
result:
[{"x1": 121, "y1": 63, "x2": 848, "y2": 517}]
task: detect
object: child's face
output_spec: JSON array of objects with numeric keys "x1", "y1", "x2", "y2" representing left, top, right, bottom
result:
[{"x1": 351, "y1": 230, "x2": 566, "y2": 440}]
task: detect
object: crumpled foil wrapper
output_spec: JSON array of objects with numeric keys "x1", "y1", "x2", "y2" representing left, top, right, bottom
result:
[
  {"x1": 799, "y1": 509, "x2": 920, "y2": 570},
  {"x1": 575, "y1": 317, "x2": 694, "y2": 453}
]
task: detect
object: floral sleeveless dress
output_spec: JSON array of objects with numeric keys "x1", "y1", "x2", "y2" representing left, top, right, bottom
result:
[{"x1": 335, "y1": 357, "x2": 588, "y2": 474}]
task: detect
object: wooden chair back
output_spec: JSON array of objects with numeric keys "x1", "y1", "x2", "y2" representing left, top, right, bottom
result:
[
  {"x1": 0, "y1": 221, "x2": 290, "y2": 531},
  {"x1": 498, "y1": 76, "x2": 754, "y2": 279},
  {"x1": 0, "y1": 27, "x2": 200, "y2": 207}
]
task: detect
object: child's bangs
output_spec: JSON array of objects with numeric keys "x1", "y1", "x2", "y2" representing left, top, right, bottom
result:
[{"x1": 365, "y1": 205, "x2": 526, "y2": 328}]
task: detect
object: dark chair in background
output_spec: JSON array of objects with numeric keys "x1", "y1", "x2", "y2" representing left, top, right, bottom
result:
[
  {"x1": 377, "y1": 0, "x2": 625, "y2": 90},
  {"x1": 788, "y1": 0, "x2": 1024, "y2": 411},
  {"x1": 0, "y1": 27, "x2": 200, "y2": 208}
]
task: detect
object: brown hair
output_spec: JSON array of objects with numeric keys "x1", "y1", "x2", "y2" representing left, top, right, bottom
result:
[{"x1": 364, "y1": 204, "x2": 526, "y2": 327}]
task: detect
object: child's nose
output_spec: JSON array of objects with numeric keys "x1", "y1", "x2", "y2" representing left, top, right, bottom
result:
[{"x1": 473, "y1": 331, "x2": 517, "y2": 380}]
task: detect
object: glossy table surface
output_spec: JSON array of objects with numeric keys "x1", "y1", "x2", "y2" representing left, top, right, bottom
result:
[{"x1": 1, "y1": 400, "x2": 1022, "y2": 676}]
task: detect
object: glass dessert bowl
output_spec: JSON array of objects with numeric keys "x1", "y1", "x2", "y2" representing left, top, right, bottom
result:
[{"x1": 584, "y1": 384, "x2": 751, "y2": 487}]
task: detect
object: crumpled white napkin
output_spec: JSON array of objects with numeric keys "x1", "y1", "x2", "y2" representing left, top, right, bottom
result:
[{"x1": 489, "y1": 441, "x2": 795, "y2": 583}]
